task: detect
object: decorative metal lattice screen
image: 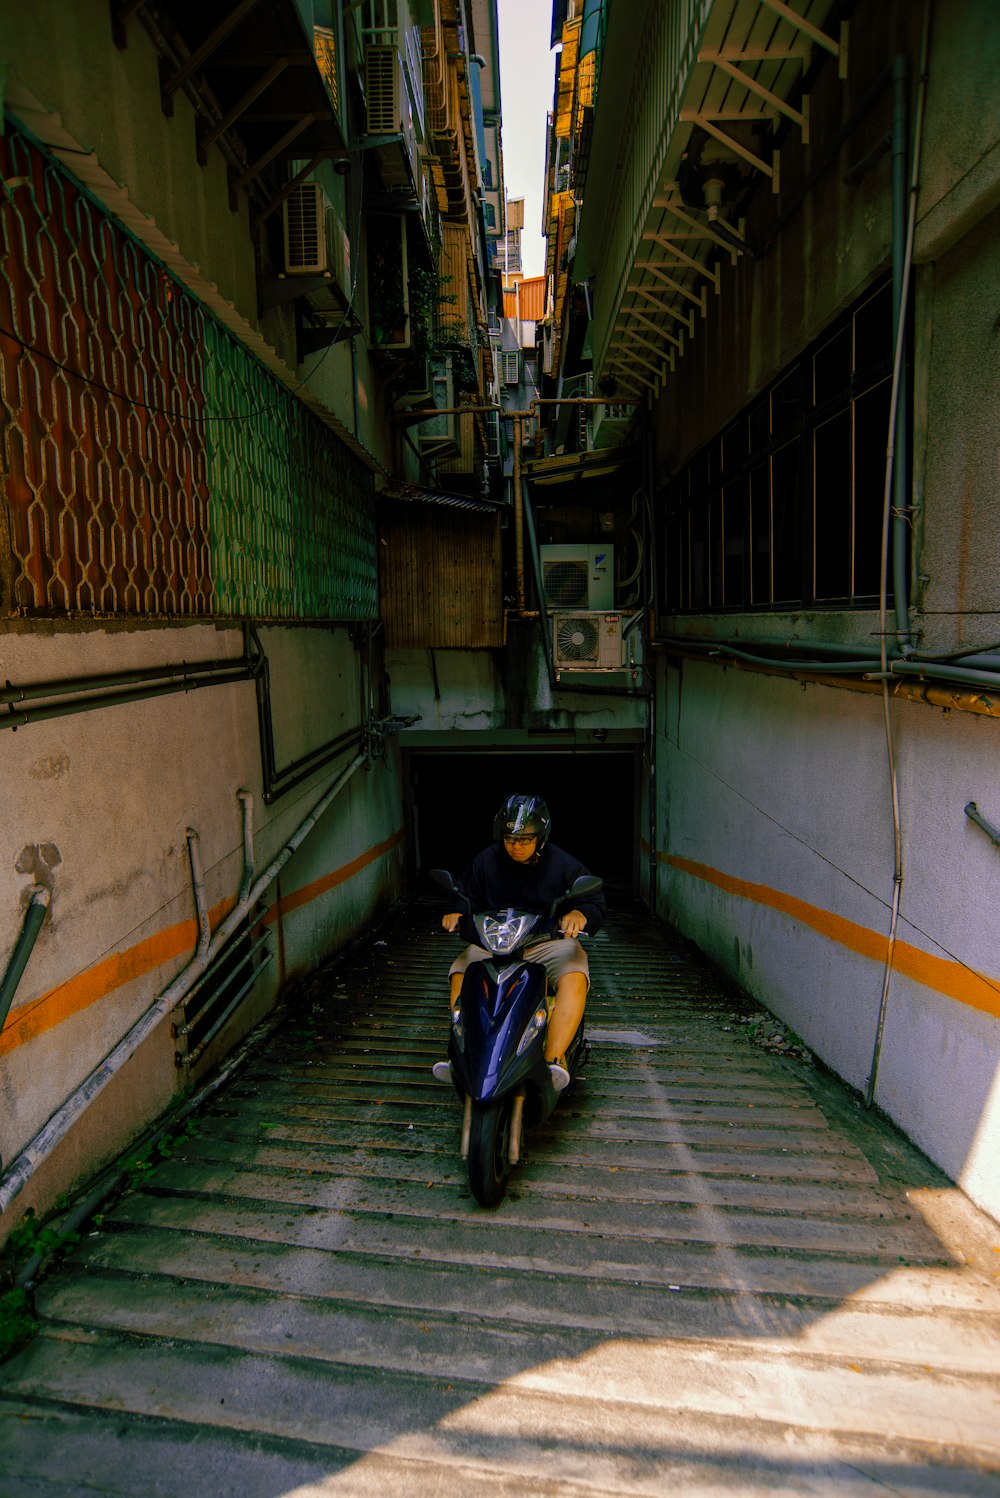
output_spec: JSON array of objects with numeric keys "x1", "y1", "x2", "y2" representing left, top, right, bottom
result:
[{"x1": 0, "y1": 117, "x2": 376, "y2": 621}]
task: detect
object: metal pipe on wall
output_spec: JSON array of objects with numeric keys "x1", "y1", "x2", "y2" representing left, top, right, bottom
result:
[
  {"x1": 185, "y1": 830, "x2": 211, "y2": 961},
  {"x1": 513, "y1": 412, "x2": 526, "y2": 613},
  {"x1": 0, "y1": 753, "x2": 366, "y2": 1215},
  {"x1": 236, "y1": 791, "x2": 255, "y2": 904},
  {"x1": 890, "y1": 52, "x2": 914, "y2": 654},
  {"x1": 0, "y1": 887, "x2": 50, "y2": 1041}
]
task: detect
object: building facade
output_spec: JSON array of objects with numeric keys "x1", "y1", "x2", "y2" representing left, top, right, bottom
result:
[
  {"x1": 0, "y1": 0, "x2": 502, "y2": 1237},
  {"x1": 545, "y1": 0, "x2": 1000, "y2": 1223}
]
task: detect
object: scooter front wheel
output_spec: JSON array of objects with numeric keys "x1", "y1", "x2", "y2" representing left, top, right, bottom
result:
[{"x1": 467, "y1": 1099, "x2": 512, "y2": 1208}]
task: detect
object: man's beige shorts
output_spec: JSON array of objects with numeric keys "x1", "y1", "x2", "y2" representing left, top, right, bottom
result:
[{"x1": 449, "y1": 936, "x2": 590, "y2": 990}]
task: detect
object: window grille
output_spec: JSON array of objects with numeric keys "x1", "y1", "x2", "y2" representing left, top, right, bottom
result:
[
  {"x1": 662, "y1": 279, "x2": 898, "y2": 614},
  {"x1": 502, "y1": 351, "x2": 520, "y2": 386}
]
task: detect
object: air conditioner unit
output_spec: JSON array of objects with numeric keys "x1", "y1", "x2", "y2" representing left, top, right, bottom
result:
[
  {"x1": 553, "y1": 612, "x2": 626, "y2": 672},
  {"x1": 365, "y1": 44, "x2": 419, "y2": 194},
  {"x1": 282, "y1": 185, "x2": 350, "y2": 299},
  {"x1": 591, "y1": 400, "x2": 633, "y2": 451},
  {"x1": 418, "y1": 356, "x2": 458, "y2": 459},
  {"x1": 365, "y1": 44, "x2": 400, "y2": 133},
  {"x1": 539, "y1": 543, "x2": 614, "y2": 610}
]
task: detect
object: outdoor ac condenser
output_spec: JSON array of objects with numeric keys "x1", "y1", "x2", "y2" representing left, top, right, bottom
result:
[
  {"x1": 552, "y1": 612, "x2": 626, "y2": 672},
  {"x1": 538, "y1": 544, "x2": 614, "y2": 610},
  {"x1": 282, "y1": 184, "x2": 350, "y2": 298}
]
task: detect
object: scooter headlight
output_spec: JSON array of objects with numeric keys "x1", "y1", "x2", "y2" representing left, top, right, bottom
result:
[
  {"x1": 475, "y1": 909, "x2": 537, "y2": 954},
  {"x1": 516, "y1": 1005, "x2": 548, "y2": 1057}
]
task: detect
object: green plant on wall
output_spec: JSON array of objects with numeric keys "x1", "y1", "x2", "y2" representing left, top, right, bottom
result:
[
  {"x1": 367, "y1": 212, "x2": 409, "y2": 346},
  {"x1": 0, "y1": 1289, "x2": 36, "y2": 1361},
  {"x1": 409, "y1": 265, "x2": 443, "y2": 360},
  {"x1": 407, "y1": 265, "x2": 481, "y2": 394}
]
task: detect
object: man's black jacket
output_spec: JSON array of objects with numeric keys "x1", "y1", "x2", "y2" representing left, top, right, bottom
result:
[{"x1": 456, "y1": 842, "x2": 606, "y2": 941}]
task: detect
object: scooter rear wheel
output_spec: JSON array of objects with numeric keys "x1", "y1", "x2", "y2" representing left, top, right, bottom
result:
[{"x1": 468, "y1": 1099, "x2": 512, "y2": 1208}]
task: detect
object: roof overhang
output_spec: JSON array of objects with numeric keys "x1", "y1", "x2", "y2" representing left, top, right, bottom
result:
[
  {"x1": 575, "y1": 0, "x2": 847, "y2": 401},
  {"x1": 119, "y1": 0, "x2": 349, "y2": 220},
  {"x1": 525, "y1": 445, "x2": 638, "y2": 488},
  {"x1": 378, "y1": 481, "x2": 502, "y2": 513}
]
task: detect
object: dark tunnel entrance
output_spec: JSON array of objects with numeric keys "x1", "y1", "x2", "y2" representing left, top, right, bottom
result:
[{"x1": 406, "y1": 748, "x2": 639, "y2": 897}]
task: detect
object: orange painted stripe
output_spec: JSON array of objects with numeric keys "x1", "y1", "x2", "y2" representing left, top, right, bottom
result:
[
  {"x1": 0, "y1": 897, "x2": 231, "y2": 1061},
  {"x1": 263, "y1": 828, "x2": 405, "y2": 922},
  {"x1": 0, "y1": 830, "x2": 404, "y2": 1058},
  {"x1": 657, "y1": 849, "x2": 1000, "y2": 1021}
]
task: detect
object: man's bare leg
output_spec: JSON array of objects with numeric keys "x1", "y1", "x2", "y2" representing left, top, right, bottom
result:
[{"x1": 545, "y1": 970, "x2": 588, "y2": 1065}]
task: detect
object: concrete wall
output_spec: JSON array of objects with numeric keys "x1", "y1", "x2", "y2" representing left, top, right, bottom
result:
[
  {"x1": 385, "y1": 618, "x2": 648, "y2": 737},
  {"x1": 1, "y1": 620, "x2": 405, "y2": 1238},
  {"x1": 651, "y1": 653, "x2": 1000, "y2": 1222},
  {"x1": 645, "y1": 0, "x2": 1000, "y2": 1224},
  {"x1": 0, "y1": 0, "x2": 258, "y2": 324},
  {"x1": 0, "y1": 0, "x2": 414, "y2": 1245},
  {"x1": 917, "y1": 200, "x2": 1000, "y2": 642}
]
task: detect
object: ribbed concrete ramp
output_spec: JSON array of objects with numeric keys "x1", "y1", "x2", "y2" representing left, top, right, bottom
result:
[{"x1": 2, "y1": 899, "x2": 999, "y2": 1496}]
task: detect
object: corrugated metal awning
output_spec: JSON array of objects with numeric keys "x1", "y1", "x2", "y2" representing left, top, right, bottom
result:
[
  {"x1": 525, "y1": 446, "x2": 636, "y2": 486},
  {"x1": 378, "y1": 482, "x2": 501, "y2": 513}
]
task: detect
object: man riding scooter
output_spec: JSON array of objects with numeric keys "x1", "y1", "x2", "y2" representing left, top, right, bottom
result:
[{"x1": 440, "y1": 793, "x2": 607, "y2": 1089}]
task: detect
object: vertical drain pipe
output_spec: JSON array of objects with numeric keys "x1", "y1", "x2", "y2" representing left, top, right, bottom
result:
[
  {"x1": 513, "y1": 413, "x2": 526, "y2": 613},
  {"x1": 0, "y1": 887, "x2": 51, "y2": 1036},
  {"x1": 186, "y1": 830, "x2": 211, "y2": 961},
  {"x1": 644, "y1": 419, "x2": 658, "y2": 912},
  {"x1": 890, "y1": 52, "x2": 914, "y2": 654},
  {"x1": 236, "y1": 791, "x2": 255, "y2": 904},
  {"x1": 866, "y1": 14, "x2": 931, "y2": 1108}
]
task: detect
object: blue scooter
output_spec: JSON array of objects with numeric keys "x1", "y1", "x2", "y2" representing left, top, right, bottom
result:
[{"x1": 429, "y1": 867, "x2": 603, "y2": 1207}]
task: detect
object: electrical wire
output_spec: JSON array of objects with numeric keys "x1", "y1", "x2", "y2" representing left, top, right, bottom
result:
[{"x1": 866, "y1": 12, "x2": 932, "y2": 1111}]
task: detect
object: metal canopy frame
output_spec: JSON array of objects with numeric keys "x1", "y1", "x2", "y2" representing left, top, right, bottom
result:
[
  {"x1": 113, "y1": 0, "x2": 349, "y2": 214},
  {"x1": 598, "y1": 0, "x2": 846, "y2": 401}
]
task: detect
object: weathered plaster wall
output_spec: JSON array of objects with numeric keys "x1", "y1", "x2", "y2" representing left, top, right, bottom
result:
[
  {"x1": 917, "y1": 199, "x2": 1000, "y2": 639},
  {"x1": 651, "y1": 653, "x2": 1000, "y2": 1223},
  {"x1": 915, "y1": 0, "x2": 1000, "y2": 261},
  {"x1": 0, "y1": 621, "x2": 404, "y2": 1236},
  {"x1": 0, "y1": 0, "x2": 258, "y2": 323},
  {"x1": 385, "y1": 624, "x2": 647, "y2": 737}
]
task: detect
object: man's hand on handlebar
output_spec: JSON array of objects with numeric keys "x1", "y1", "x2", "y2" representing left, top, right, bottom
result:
[
  {"x1": 442, "y1": 912, "x2": 462, "y2": 933},
  {"x1": 559, "y1": 908, "x2": 587, "y2": 939}
]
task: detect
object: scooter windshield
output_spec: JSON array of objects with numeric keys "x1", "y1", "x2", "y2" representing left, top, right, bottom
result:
[{"x1": 474, "y1": 908, "x2": 539, "y2": 955}]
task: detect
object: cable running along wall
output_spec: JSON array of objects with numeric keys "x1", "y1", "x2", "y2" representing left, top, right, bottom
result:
[{"x1": 0, "y1": 117, "x2": 377, "y2": 622}]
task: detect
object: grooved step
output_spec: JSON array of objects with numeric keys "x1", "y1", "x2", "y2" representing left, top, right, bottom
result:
[{"x1": 2, "y1": 898, "x2": 999, "y2": 1496}]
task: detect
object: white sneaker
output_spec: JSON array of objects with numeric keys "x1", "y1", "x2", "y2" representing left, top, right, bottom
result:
[
  {"x1": 431, "y1": 1060, "x2": 452, "y2": 1082},
  {"x1": 548, "y1": 1062, "x2": 570, "y2": 1092}
]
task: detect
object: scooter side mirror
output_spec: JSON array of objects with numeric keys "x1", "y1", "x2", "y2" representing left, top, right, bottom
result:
[
  {"x1": 429, "y1": 868, "x2": 471, "y2": 910},
  {"x1": 549, "y1": 872, "x2": 603, "y2": 919}
]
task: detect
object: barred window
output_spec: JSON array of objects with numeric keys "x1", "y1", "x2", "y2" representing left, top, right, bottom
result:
[{"x1": 662, "y1": 279, "x2": 898, "y2": 613}]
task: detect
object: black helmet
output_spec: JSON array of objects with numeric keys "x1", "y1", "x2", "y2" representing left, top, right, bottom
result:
[{"x1": 493, "y1": 793, "x2": 551, "y2": 850}]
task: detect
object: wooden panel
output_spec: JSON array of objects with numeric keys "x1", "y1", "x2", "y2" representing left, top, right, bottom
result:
[{"x1": 379, "y1": 503, "x2": 502, "y2": 648}]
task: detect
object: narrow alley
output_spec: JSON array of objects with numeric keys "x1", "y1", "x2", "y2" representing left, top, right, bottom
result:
[{"x1": 2, "y1": 898, "x2": 998, "y2": 1495}]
